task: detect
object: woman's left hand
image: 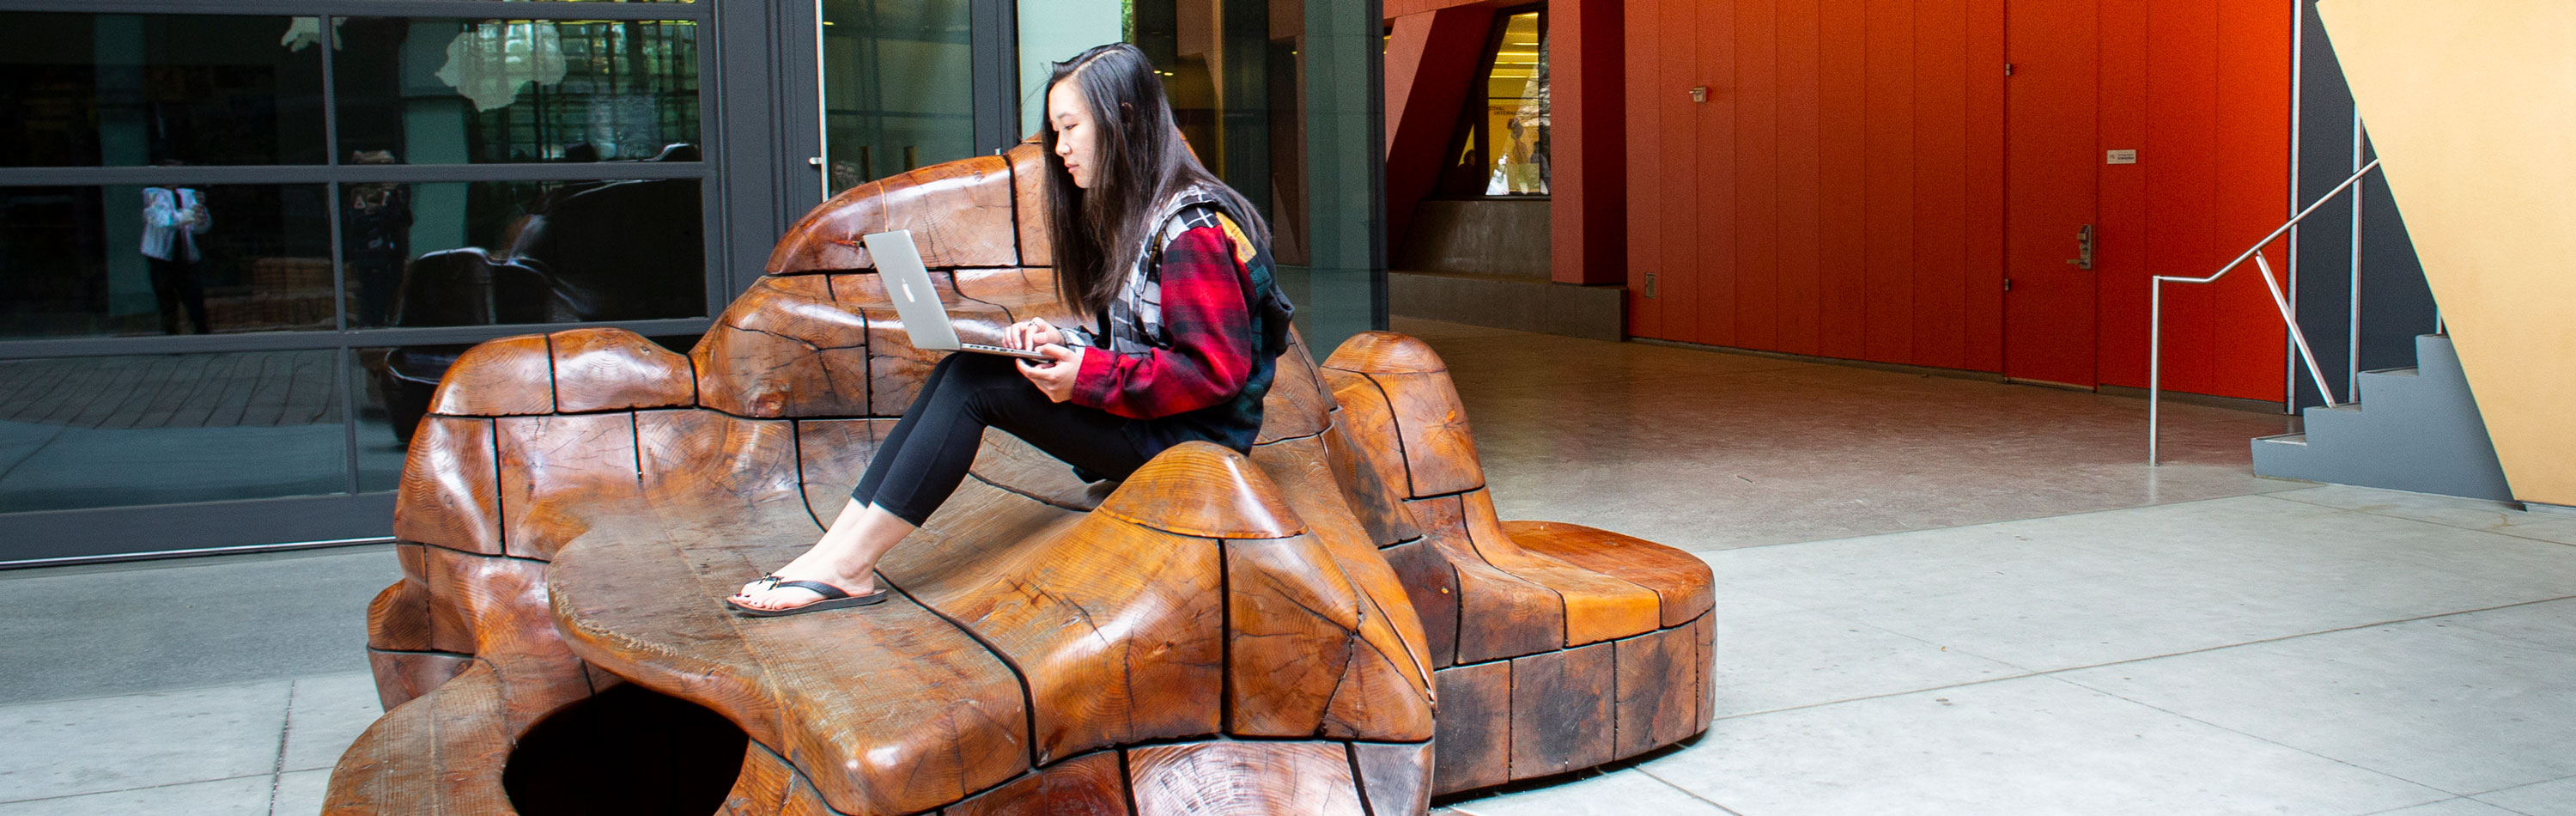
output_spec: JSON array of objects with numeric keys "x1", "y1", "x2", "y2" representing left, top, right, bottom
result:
[{"x1": 1016, "y1": 344, "x2": 1082, "y2": 402}]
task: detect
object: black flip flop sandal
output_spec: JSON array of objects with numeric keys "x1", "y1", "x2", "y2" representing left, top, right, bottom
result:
[{"x1": 725, "y1": 580, "x2": 890, "y2": 618}]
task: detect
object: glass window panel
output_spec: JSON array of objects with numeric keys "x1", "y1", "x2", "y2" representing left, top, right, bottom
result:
[
  {"x1": 0, "y1": 350, "x2": 349, "y2": 513},
  {"x1": 1017, "y1": 0, "x2": 1125, "y2": 137},
  {"x1": 0, "y1": 184, "x2": 335, "y2": 339},
  {"x1": 343, "y1": 179, "x2": 705, "y2": 328},
  {"x1": 334, "y1": 18, "x2": 702, "y2": 164},
  {"x1": 1433, "y1": 9, "x2": 1547, "y2": 198},
  {"x1": 822, "y1": 0, "x2": 975, "y2": 196},
  {"x1": 0, "y1": 13, "x2": 329, "y2": 167}
]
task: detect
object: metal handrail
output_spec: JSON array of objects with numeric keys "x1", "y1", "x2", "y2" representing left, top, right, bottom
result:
[{"x1": 2148, "y1": 157, "x2": 2382, "y2": 465}]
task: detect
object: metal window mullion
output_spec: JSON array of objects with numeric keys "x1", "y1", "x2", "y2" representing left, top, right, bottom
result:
[
  {"x1": 0, "y1": 161, "x2": 714, "y2": 189},
  {"x1": 0, "y1": 318, "x2": 716, "y2": 362},
  {"x1": 0, "y1": 0, "x2": 710, "y2": 22}
]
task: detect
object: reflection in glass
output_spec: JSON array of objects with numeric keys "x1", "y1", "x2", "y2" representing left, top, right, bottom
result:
[
  {"x1": 335, "y1": 18, "x2": 701, "y2": 164},
  {"x1": 0, "y1": 13, "x2": 329, "y2": 167},
  {"x1": 343, "y1": 179, "x2": 704, "y2": 328},
  {"x1": 821, "y1": 0, "x2": 975, "y2": 196},
  {"x1": 1437, "y1": 9, "x2": 1548, "y2": 198},
  {"x1": 0, "y1": 351, "x2": 348, "y2": 513},
  {"x1": 0, "y1": 185, "x2": 334, "y2": 339}
]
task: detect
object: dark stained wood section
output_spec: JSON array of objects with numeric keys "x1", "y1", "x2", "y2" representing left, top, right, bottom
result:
[
  {"x1": 1509, "y1": 644, "x2": 1616, "y2": 780},
  {"x1": 337, "y1": 151, "x2": 1716, "y2": 814},
  {"x1": 1430, "y1": 659, "x2": 1513, "y2": 794}
]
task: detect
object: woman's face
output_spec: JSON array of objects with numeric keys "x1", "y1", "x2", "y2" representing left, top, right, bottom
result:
[{"x1": 1048, "y1": 80, "x2": 1099, "y2": 189}]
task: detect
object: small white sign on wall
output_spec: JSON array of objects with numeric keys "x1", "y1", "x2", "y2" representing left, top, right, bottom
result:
[{"x1": 2107, "y1": 149, "x2": 2140, "y2": 165}]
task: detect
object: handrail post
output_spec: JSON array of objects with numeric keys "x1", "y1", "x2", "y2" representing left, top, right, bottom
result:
[{"x1": 2149, "y1": 280, "x2": 2163, "y2": 466}]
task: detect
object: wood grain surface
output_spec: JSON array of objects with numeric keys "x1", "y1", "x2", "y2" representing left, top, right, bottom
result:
[
  {"x1": 1430, "y1": 659, "x2": 1513, "y2": 794},
  {"x1": 692, "y1": 275, "x2": 873, "y2": 417},
  {"x1": 1127, "y1": 741, "x2": 1367, "y2": 816},
  {"x1": 428, "y1": 334, "x2": 556, "y2": 417},
  {"x1": 1613, "y1": 624, "x2": 1703, "y2": 759},
  {"x1": 1458, "y1": 490, "x2": 1659, "y2": 647},
  {"x1": 325, "y1": 663, "x2": 525, "y2": 816},
  {"x1": 1091, "y1": 441, "x2": 1305, "y2": 539},
  {"x1": 548, "y1": 327, "x2": 696, "y2": 412},
  {"x1": 1352, "y1": 741, "x2": 1436, "y2": 816},
  {"x1": 1509, "y1": 643, "x2": 1615, "y2": 780},
  {"x1": 495, "y1": 411, "x2": 642, "y2": 561},
  {"x1": 945, "y1": 751, "x2": 1129, "y2": 816},
  {"x1": 767, "y1": 154, "x2": 1021, "y2": 273},
  {"x1": 1508, "y1": 520, "x2": 1716, "y2": 628},
  {"x1": 363, "y1": 650, "x2": 470, "y2": 713},
  {"x1": 1010, "y1": 142, "x2": 1054, "y2": 268},
  {"x1": 392, "y1": 417, "x2": 503, "y2": 555}
]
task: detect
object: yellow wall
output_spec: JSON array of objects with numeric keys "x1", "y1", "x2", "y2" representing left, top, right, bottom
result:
[{"x1": 2315, "y1": 0, "x2": 2576, "y2": 506}]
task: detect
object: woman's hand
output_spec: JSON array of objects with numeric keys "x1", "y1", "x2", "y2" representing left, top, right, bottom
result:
[
  {"x1": 1017, "y1": 344, "x2": 1082, "y2": 402},
  {"x1": 1006, "y1": 318, "x2": 1065, "y2": 350}
]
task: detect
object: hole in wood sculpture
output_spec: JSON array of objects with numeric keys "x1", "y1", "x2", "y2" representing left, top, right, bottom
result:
[{"x1": 500, "y1": 684, "x2": 749, "y2": 816}]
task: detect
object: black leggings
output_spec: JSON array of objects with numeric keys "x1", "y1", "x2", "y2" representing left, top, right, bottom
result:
[{"x1": 851, "y1": 353, "x2": 1155, "y2": 527}]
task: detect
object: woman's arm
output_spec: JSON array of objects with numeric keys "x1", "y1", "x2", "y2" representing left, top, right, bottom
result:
[{"x1": 1066, "y1": 226, "x2": 1256, "y2": 419}]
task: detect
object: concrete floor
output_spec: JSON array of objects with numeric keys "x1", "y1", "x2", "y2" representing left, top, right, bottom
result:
[{"x1": 3, "y1": 319, "x2": 2573, "y2": 815}]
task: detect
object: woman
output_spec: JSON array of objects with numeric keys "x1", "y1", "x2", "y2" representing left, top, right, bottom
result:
[{"x1": 728, "y1": 43, "x2": 1279, "y2": 616}]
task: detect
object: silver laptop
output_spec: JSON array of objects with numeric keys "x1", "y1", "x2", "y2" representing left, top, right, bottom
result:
[{"x1": 860, "y1": 229, "x2": 1052, "y2": 361}]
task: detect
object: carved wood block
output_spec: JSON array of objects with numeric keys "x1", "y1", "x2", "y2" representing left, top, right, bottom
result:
[
  {"x1": 1695, "y1": 612, "x2": 1716, "y2": 734},
  {"x1": 367, "y1": 573, "x2": 434, "y2": 654},
  {"x1": 428, "y1": 334, "x2": 556, "y2": 417},
  {"x1": 1613, "y1": 625, "x2": 1702, "y2": 759},
  {"x1": 1256, "y1": 330, "x2": 1337, "y2": 444},
  {"x1": 1092, "y1": 441, "x2": 1305, "y2": 539},
  {"x1": 963, "y1": 427, "x2": 1117, "y2": 513},
  {"x1": 1249, "y1": 433, "x2": 1434, "y2": 690},
  {"x1": 1364, "y1": 369, "x2": 1485, "y2": 497},
  {"x1": 549, "y1": 327, "x2": 696, "y2": 411},
  {"x1": 832, "y1": 271, "x2": 1018, "y2": 416},
  {"x1": 1324, "y1": 330, "x2": 1449, "y2": 375},
  {"x1": 1320, "y1": 420, "x2": 1425, "y2": 547},
  {"x1": 636, "y1": 410, "x2": 812, "y2": 527},
  {"x1": 392, "y1": 417, "x2": 502, "y2": 556},
  {"x1": 793, "y1": 418, "x2": 896, "y2": 527},
  {"x1": 417, "y1": 545, "x2": 592, "y2": 735},
  {"x1": 1509, "y1": 520, "x2": 1717, "y2": 629},
  {"x1": 325, "y1": 663, "x2": 519, "y2": 816},
  {"x1": 1461, "y1": 490, "x2": 1660, "y2": 647},
  {"x1": 365, "y1": 649, "x2": 469, "y2": 712},
  {"x1": 1225, "y1": 530, "x2": 1435, "y2": 741},
  {"x1": 496, "y1": 412, "x2": 642, "y2": 561},
  {"x1": 1126, "y1": 741, "x2": 1366, "y2": 816},
  {"x1": 945, "y1": 751, "x2": 1128, "y2": 816},
  {"x1": 1409, "y1": 495, "x2": 1564, "y2": 664},
  {"x1": 952, "y1": 267, "x2": 1076, "y2": 326},
  {"x1": 547, "y1": 521, "x2": 787, "y2": 751},
  {"x1": 1352, "y1": 741, "x2": 1435, "y2": 816},
  {"x1": 721, "y1": 742, "x2": 798, "y2": 816},
  {"x1": 1378, "y1": 538, "x2": 1461, "y2": 669},
  {"x1": 1318, "y1": 368, "x2": 1421, "y2": 506},
  {"x1": 1010, "y1": 142, "x2": 1054, "y2": 268},
  {"x1": 890, "y1": 499, "x2": 1224, "y2": 763},
  {"x1": 769, "y1": 154, "x2": 1020, "y2": 273},
  {"x1": 1430, "y1": 659, "x2": 1513, "y2": 794},
  {"x1": 1510, "y1": 642, "x2": 1615, "y2": 781},
  {"x1": 692, "y1": 276, "x2": 872, "y2": 418}
]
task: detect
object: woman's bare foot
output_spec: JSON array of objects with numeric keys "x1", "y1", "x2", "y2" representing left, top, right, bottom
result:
[{"x1": 727, "y1": 500, "x2": 915, "y2": 612}]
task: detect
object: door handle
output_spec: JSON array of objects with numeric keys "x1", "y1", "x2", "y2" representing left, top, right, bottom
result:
[{"x1": 2067, "y1": 224, "x2": 2094, "y2": 271}]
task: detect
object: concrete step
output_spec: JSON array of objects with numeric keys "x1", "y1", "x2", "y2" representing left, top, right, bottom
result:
[
  {"x1": 1388, "y1": 270, "x2": 1626, "y2": 342},
  {"x1": 2251, "y1": 335, "x2": 2513, "y2": 502}
]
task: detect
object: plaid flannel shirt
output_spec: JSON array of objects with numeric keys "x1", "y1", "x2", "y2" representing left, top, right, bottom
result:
[{"x1": 1063, "y1": 187, "x2": 1274, "y2": 452}]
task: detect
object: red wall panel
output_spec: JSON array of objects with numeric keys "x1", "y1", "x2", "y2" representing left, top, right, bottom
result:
[{"x1": 1621, "y1": 0, "x2": 2291, "y2": 401}]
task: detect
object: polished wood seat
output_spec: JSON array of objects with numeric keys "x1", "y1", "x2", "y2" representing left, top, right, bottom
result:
[{"x1": 329, "y1": 143, "x2": 1713, "y2": 816}]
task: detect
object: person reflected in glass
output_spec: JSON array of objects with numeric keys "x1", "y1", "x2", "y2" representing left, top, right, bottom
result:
[
  {"x1": 141, "y1": 161, "x2": 213, "y2": 335},
  {"x1": 344, "y1": 150, "x2": 412, "y2": 327},
  {"x1": 727, "y1": 43, "x2": 1281, "y2": 616}
]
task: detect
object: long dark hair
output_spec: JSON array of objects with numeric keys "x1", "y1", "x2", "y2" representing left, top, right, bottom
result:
[{"x1": 1040, "y1": 43, "x2": 1271, "y2": 320}]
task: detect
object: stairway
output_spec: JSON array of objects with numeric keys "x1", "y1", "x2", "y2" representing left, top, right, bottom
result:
[{"x1": 2251, "y1": 334, "x2": 2515, "y2": 502}]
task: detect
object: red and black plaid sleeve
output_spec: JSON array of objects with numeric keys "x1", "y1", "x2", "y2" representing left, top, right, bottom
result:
[{"x1": 1068, "y1": 225, "x2": 1256, "y2": 419}]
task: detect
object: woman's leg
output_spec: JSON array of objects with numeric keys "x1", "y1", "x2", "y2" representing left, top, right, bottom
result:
[{"x1": 732, "y1": 354, "x2": 1150, "y2": 610}]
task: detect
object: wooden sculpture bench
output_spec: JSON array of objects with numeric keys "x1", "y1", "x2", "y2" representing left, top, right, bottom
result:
[{"x1": 326, "y1": 143, "x2": 1715, "y2": 816}]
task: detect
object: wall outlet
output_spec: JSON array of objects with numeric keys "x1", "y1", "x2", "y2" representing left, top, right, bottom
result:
[{"x1": 1643, "y1": 272, "x2": 1658, "y2": 298}]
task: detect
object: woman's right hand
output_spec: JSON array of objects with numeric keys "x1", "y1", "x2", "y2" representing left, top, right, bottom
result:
[{"x1": 1007, "y1": 318, "x2": 1064, "y2": 350}]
